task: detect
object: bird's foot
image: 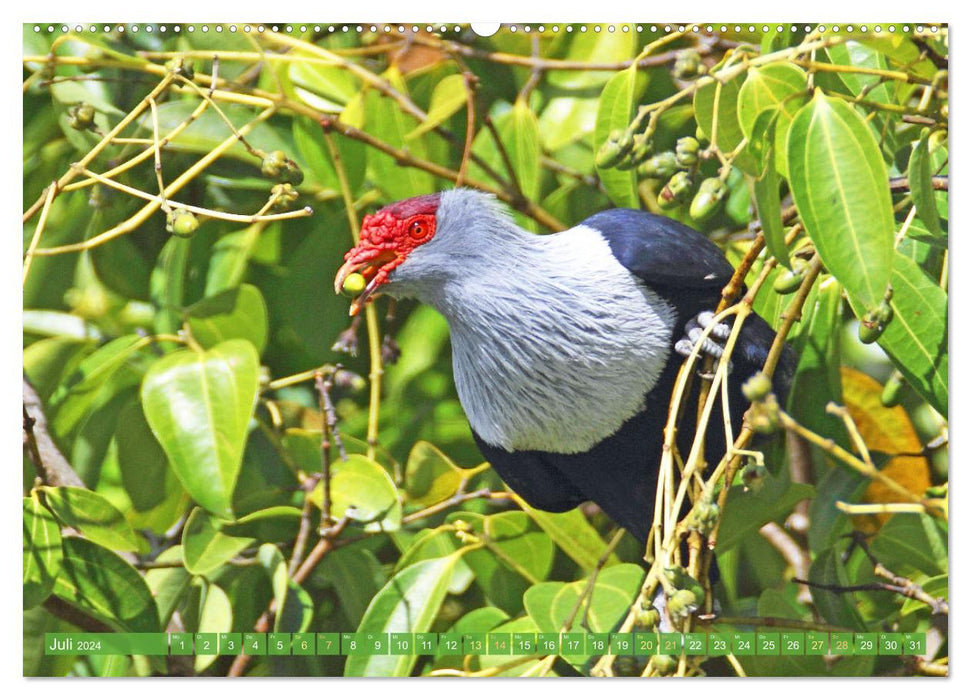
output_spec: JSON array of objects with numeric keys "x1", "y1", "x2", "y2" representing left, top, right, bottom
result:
[{"x1": 674, "y1": 310, "x2": 733, "y2": 376}]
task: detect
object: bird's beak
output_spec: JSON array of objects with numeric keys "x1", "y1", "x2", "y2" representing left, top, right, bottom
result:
[{"x1": 334, "y1": 248, "x2": 398, "y2": 316}]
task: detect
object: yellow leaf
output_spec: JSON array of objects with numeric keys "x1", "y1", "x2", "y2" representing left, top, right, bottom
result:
[{"x1": 840, "y1": 367, "x2": 930, "y2": 530}]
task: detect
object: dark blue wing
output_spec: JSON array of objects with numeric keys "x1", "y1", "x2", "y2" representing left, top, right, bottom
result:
[{"x1": 580, "y1": 209, "x2": 734, "y2": 292}]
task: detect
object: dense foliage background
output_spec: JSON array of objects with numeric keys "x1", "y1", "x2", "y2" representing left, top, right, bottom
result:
[{"x1": 23, "y1": 22, "x2": 947, "y2": 677}]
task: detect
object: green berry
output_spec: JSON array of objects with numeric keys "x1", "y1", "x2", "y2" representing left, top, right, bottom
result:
[
  {"x1": 673, "y1": 49, "x2": 704, "y2": 79},
  {"x1": 688, "y1": 500, "x2": 720, "y2": 534},
  {"x1": 689, "y1": 177, "x2": 727, "y2": 221},
  {"x1": 666, "y1": 171, "x2": 693, "y2": 198},
  {"x1": 658, "y1": 171, "x2": 692, "y2": 209},
  {"x1": 624, "y1": 134, "x2": 654, "y2": 168},
  {"x1": 858, "y1": 300, "x2": 893, "y2": 344},
  {"x1": 166, "y1": 208, "x2": 199, "y2": 237},
  {"x1": 772, "y1": 258, "x2": 809, "y2": 294},
  {"x1": 635, "y1": 606, "x2": 661, "y2": 629},
  {"x1": 742, "y1": 460, "x2": 768, "y2": 492},
  {"x1": 270, "y1": 182, "x2": 299, "y2": 209},
  {"x1": 652, "y1": 654, "x2": 678, "y2": 675},
  {"x1": 749, "y1": 395, "x2": 781, "y2": 434},
  {"x1": 68, "y1": 103, "x2": 96, "y2": 131},
  {"x1": 638, "y1": 151, "x2": 680, "y2": 179},
  {"x1": 667, "y1": 589, "x2": 699, "y2": 621},
  {"x1": 881, "y1": 372, "x2": 904, "y2": 407},
  {"x1": 675, "y1": 136, "x2": 701, "y2": 166},
  {"x1": 341, "y1": 272, "x2": 367, "y2": 297},
  {"x1": 596, "y1": 129, "x2": 634, "y2": 169},
  {"x1": 742, "y1": 372, "x2": 773, "y2": 402}
]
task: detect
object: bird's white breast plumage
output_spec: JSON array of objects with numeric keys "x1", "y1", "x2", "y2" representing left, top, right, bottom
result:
[
  {"x1": 382, "y1": 190, "x2": 677, "y2": 454},
  {"x1": 446, "y1": 225, "x2": 675, "y2": 453}
]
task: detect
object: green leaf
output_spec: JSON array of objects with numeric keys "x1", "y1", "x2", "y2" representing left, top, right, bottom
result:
[
  {"x1": 144, "y1": 545, "x2": 192, "y2": 627},
  {"x1": 694, "y1": 71, "x2": 756, "y2": 173},
  {"x1": 23, "y1": 493, "x2": 62, "y2": 609},
  {"x1": 737, "y1": 63, "x2": 808, "y2": 177},
  {"x1": 468, "y1": 100, "x2": 541, "y2": 227},
  {"x1": 345, "y1": 555, "x2": 458, "y2": 677},
  {"x1": 908, "y1": 129, "x2": 943, "y2": 238},
  {"x1": 807, "y1": 547, "x2": 866, "y2": 630},
  {"x1": 403, "y1": 441, "x2": 465, "y2": 507},
  {"x1": 115, "y1": 400, "x2": 186, "y2": 517},
  {"x1": 594, "y1": 66, "x2": 647, "y2": 208},
  {"x1": 185, "y1": 284, "x2": 269, "y2": 354},
  {"x1": 150, "y1": 236, "x2": 191, "y2": 336},
  {"x1": 787, "y1": 92, "x2": 895, "y2": 312},
  {"x1": 408, "y1": 74, "x2": 468, "y2": 138},
  {"x1": 395, "y1": 527, "x2": 473, "y2": 596},
  {"x1": 257, "y1": 543, "x2": 314, "y2": 634},
  {"x1": 900, "y1": 574, "x2": 947, "y2": 618},
  {"x1": 308, "y1": 453, "x2": 402, "y2": 532},
  {"x1": 447, "y1": 511, "x2": 555, "y2": 614},
  {"x1": 869, "y1": 513, "x2": 947, "y2": 579},
  {"x1": 519, "y1": 505, "x2": 618, "y2": 571},
  {"x1": 194, "y1": 581, "x2": 232, "y2": 672},
  {"x1": 150, "y1": 101, "x2": 292, "y2": 160},
  {"x1": 524, "y1": 563, "x2": 644, "y2": 667},
  {"x1": 40, "y1": 486, "x2": 148, "y2": 554},
  {"x1": 204, "y1": 224, "x2": 274, "y2": 297},
  {"x1": 23, "y1": 335, "x2": 94, "y2": 402},
  {"x1": 717, "y1": 470, "x2": 815, "y2": 552},
  {"x1": 289, "y1": 58, "x2": 360, "y2": 112},
  {"x1": 363, "y1": 68, "x2": 435, "y2": 201},
  {"x1": 53, "y1": 537, "x2": 160, "y2": 633},
  {"x1": 142, "y1": 339, "x2": 260, "y2": 518},
  {"x1": 808, "y1": 466, "x2": 868, "y2": 554},
  {"x1": 49, "y1": 334, "x2": 150, "y2": 435},
  {"x1": 320, "y1": 545, "x2": 388, "y2": 626},
  {"x1": 500, "y1": 99, "x2": 542, "y2": 201},
  {"x1": 846, "y1": 253, "x2": 947, "y2": 416},
  {"x1": 750, "y1": 111, "x2": 789, "y2": 268},
  {"x1": 181, "y1": 507, "x2": 255, "y2": 577}
]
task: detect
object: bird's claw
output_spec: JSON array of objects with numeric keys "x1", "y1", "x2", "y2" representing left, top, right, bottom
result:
[{"x1": 674, "y1": 310, "x2": 733, "y2": 374}]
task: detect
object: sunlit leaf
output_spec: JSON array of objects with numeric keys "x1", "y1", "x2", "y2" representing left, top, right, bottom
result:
[
  {"x1": 142, "y1": 339, "x2": 260, "y2": 518},
  {"x1": 345, "y1": 554, "x2": 458, "y2": 677},
  {"x1": 53, "y1": 537, "x2": 160, "y2": 633},
  {"x1": 185, "y1": 284, "x2": 269, "y2": 354},
  {"x1": 23, "y1": 493, "x2": 62, "y2": 609},
  {"x1": 846, "y1": 253, "x2": 947, "y2": 417},
  {"x1": 594, "y1": 65, "x2": 647, "y2": 208},
  {"x1": 40, "y1": 485, "x2": 148, "y2": 554},
  {"x1": 407, "y1": 74, "x2": 468, "y2": 138},
  {"x1": 181, "y1": 507, "x2": 255, "y2": 576},
  {"x1": 737, "y1": 63, "x2": 808, "y2": 177},
  {"x1": 788, "y1": 92, "x2": 894, "y2": 312},
  {"x1": 908, "y1": 129, "x2": 943, "y2": 238}
]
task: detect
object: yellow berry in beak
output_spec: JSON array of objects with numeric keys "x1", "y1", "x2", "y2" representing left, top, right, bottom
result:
[{"x1": 341, "y1": 272, "x2": 367, "y2": 297}]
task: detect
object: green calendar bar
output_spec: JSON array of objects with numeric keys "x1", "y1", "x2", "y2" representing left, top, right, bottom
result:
[
  {"x1": 170, "y1": 633, "x2": 193, "y2": 655},
  {"x1": 219, "y1": 633, "x2": 242, "y2": 655},
  {"x1": 684, "y1": 633, "x2": 707, "y2": 656},
  {"x1": 806, "y1": 631, "x2": 829, "y2": 655},
  {"x1": 634, "y1": 632, "x2": 658, "y2": 656},
  {"x1": 195, "y1": 633, "x2": 217, "y2": 656},
  {"x1": 42, "y1": 631, "x2": 925, "y2": 657},
  {"x1": 537, "y1": 633, "x2": 561, "y2": 655},
  {"x1": 44, "y1": 633, "x2": 169, "y2": 656},
  {"x1": 268, "y1": 633, "x2": 291, "y2": 656}
]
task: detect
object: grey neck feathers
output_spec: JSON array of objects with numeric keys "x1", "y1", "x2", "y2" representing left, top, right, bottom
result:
[{"x1": 385, "y1": 190, "x2": 677, "y2": 454}]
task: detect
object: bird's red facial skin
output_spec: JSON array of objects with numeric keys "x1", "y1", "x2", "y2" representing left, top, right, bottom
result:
[{"x1": 335, "y1": 194, "x2": 440, "y2": 315}]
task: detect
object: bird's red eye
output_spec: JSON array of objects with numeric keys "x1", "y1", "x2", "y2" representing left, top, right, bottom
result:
[{"x1": 408, "y1": 220, "x2": 426, "y2": 239}]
